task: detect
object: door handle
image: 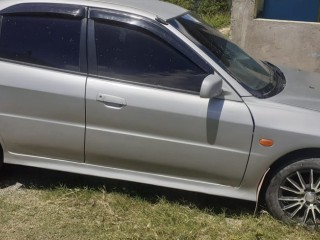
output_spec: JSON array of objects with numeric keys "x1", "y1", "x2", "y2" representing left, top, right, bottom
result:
[{"x1": 96, "y1": 93, "x2": 127, "y2": 109}]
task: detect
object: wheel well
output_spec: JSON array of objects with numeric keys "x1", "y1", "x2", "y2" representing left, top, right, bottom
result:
[
  {"x1": 258, "y1": 148, "x2": 320, "y2": 205},
  {"x1": 0, "y1": 144, "x2": 3, "y2": 167}
]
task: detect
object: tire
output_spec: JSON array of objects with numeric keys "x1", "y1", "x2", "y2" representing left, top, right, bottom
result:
[{"x1": 265, "y1": 158, "x2": 320, "y2": 227}]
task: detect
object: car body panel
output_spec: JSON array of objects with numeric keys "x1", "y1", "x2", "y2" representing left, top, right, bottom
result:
[
  {"x1": 0, "y1": 61, "x2": 86, "y2": 162},
  {"x1": 85, "y1": 77, "x2": 254, "y2": 187},
  {"x1": 241, "y1": 97, "x2": 320, "y2": 189},
  {"x1": 266, "y1": 66, "x2": 320, "y2": 112},
  {"x1": 243, "y1": 67, "x2": 320, "y2": 186},
  {"x1": 5, "y1": 152, "x2": 258, "y2": 201}
]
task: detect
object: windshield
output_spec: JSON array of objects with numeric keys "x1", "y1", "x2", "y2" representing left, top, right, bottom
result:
[{"x1": 169, "y1": 14, "x2": 277, "y2": 97}]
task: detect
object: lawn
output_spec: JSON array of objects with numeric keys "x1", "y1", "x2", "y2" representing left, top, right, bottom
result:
[
  {"x1": 0, "y1": 165, "x2": 319, "y2": 240},
  {"x1": 164, "y1": 0, "x2": 231, "y2": 29}
]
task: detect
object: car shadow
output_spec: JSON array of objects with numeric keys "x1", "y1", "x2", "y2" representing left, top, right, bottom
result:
[{"x1": 0, "y1": 164, "x2": 256, "y2": 217}]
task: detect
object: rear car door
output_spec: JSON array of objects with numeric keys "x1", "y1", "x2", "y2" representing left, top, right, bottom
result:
[
  {"x1": 0, "y1": 3, "x2": 87, "y2": 162},
  {"x1": 85, "y1": 9, "x2": 254, "y2": 187}
]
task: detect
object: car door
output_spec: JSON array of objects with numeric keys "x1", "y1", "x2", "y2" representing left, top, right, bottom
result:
[
  {"x1": 85, "y1": 9, "x2": 254, "y2": 187},
  {"x1": 0, "y1": 3, "x2": 87, "y2": 162}
]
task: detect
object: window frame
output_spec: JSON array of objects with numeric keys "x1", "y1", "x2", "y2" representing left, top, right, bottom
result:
[
  {"x1": 0, "y1": 3, "x2": 88, "y2": 74},
  {"x1": 88, "y1": 8, "x2": 212, "y2": 95}
]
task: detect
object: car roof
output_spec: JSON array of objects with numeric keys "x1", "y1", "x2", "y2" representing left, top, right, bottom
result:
[
  {"x1": 0, "y1": 0, "x2": 188, "y2": 20},
  {"x1": 87, "y1": 0, "x2": 187, "y2": 20}
]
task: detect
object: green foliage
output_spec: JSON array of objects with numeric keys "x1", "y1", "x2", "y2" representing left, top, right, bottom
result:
[
  {"x1": 164, "y1": 0, "x2": 231, "y2": 28},
  {"x1": 164, "y1": 0, "x2": 230, "y2": 14},
  {"x1": 164, "y1": 0, "x2": 194, "y2": 10}
]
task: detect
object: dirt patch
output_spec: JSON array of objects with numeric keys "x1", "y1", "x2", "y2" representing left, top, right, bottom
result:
[
  {"x1": 219, "y1": 26, "x2": 231, "y2": 37},
  {"x1": 0, "y1": 182, "x2": 23, "y2": 195}
]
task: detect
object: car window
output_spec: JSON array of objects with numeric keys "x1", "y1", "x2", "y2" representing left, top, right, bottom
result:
[
  {"x1": 94, "y1": 21, "x2": 207, "y2": 93},
  {"x1": 0, "y1": 15, "x2": 82, "y2": 72},
  {"x1": 169, "y1": 14, "x2": 278, "y2": 98}
]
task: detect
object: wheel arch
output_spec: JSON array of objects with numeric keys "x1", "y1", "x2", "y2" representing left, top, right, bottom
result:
[{"x1": 258, "y1": 148, "x2": 320, "y2": 205}]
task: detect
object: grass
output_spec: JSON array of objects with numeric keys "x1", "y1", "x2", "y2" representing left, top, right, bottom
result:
[
  {"x1": 164, "y1": 0, "x2": 231, "y2": 29},
  {"x1": 1, "y1": 165, "x2": 320, "y2": 239},
  {"x1": 200, "y1": 12, "x2": 231, "y2": 29}
]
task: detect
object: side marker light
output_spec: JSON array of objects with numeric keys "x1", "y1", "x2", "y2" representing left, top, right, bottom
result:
[{"x1": 259, "y1": 139, "x2": 274, "y2": 147}]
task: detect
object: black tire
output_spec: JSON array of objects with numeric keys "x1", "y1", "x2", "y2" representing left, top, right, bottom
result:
[{"x1": 265, "y1": 158, "x2": 320, "y2": 227}]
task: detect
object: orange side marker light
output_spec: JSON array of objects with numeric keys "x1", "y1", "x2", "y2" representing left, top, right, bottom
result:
[{"x1": 259, "y1": 139, "x2": 274, "y2": 147}]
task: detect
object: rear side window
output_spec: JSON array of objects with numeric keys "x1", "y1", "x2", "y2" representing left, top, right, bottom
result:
[
  {"x1": 94, "y1": 21, "x2": 207, "y2": 93},
  {"x1": 0, "y1": 15, "x2": 82, "y2": 72}
]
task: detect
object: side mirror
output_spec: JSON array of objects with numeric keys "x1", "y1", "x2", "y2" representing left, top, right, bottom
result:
[{"x1": 200, "y1": 74, "x2": 223, "y2": 98}]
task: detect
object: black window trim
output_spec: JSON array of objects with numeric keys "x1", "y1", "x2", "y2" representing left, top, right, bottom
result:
[
  {"x1": 87, "y1": 8, "x2": 212, "y2": 95},
  {"x1": 0, "y1": 15, "x2": 3, "y2": 37},
  {"x1": 0, "y1": 3, "x2": 88, "y2": 74},
  {"x1": 0, "y1": 3, "x2": 86, "y2": 18}
]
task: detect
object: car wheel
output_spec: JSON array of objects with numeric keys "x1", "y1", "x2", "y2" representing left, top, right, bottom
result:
[{"x1": 265, "y1": 158, "x2": 320, "y2": 228}]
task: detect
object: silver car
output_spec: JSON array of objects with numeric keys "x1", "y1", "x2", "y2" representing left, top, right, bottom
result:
[{"x1": 0, "y1": 0, "x2": 319, "y2": 227}]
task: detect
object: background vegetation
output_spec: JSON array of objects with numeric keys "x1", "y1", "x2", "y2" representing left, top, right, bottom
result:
[{"x1": 164, "y1": 0, "x2": 231, "y2": 28}]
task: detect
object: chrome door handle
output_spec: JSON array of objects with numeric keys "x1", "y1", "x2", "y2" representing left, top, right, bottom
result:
[{"x1": 96, "y1": 93, "x2": 127, "y2": 109}]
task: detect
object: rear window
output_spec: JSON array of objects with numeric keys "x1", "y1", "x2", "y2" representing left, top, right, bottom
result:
[{"x1": 0, "y1": 15, "x2": 82, "y2": 72}]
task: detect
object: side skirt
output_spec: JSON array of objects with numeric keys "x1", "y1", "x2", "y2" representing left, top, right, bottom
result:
[{"x1": 4, "y1": 152, "x2": 256, "y2": 202}]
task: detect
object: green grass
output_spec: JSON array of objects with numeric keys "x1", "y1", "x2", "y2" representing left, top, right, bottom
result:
[
  {"x1": 163, "y1": 0, "x2": 231, "y2": 29},
  {"x1": 0, "y1": 165, "x2": 319, "y2": 239},
  {"x1": 200, "y1": 12, "x2": 231, "y2": 29}
]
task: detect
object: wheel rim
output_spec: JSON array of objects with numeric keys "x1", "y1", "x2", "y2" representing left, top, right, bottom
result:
[{"x1": 278, "y1": 169, "x2": 320, "y2": 227}]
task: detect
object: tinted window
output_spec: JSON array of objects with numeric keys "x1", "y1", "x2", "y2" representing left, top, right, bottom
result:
[
  {"x1": 0, "y1": 15, "x2": 82, "y2": 71},
  {"x1": 94, "y1": 21, "x2": 207, "y2": 93},
  {"x1": 170, "y1": 14, "x2": 279, "y2": 98}
]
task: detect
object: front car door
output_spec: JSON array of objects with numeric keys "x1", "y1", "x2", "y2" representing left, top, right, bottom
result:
[{"x1": 85, "y1": 9, "x2": 254, "y2": 187}]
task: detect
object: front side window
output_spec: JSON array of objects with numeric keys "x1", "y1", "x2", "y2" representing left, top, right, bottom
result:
[
  {"x1": 94, "y1": 21, "x2": 207, "y2": 93},
  {"x1": 0, "y1": 15, "x2": 82, "y2": 72},
  {"x1": 169, "y1": 14, "x2": 283, "y2": 98}
]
